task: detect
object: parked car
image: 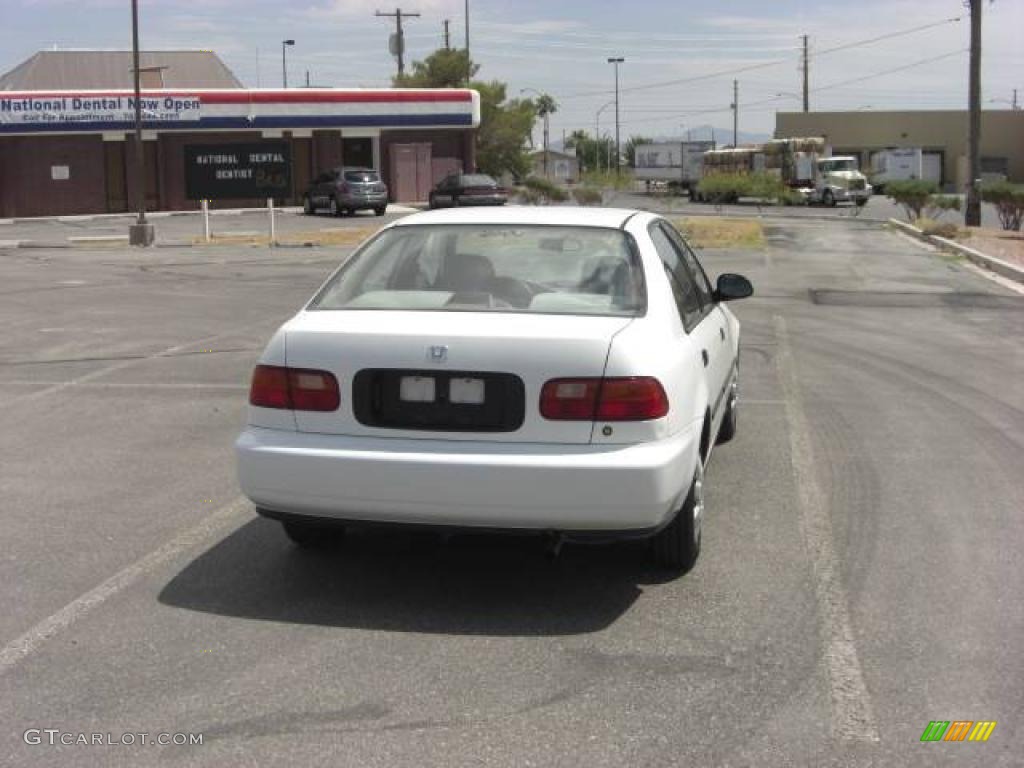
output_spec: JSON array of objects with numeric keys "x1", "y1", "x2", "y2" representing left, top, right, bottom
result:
[
  {"x1": 303, "y1": 167, "x2": 388, "y2": 216},
  {"x1": 236, "y1": 207, "x2": 752, "y2": 572},
  {"x1": 428, "y1": 173, "x2": 507, "y2": 208}
]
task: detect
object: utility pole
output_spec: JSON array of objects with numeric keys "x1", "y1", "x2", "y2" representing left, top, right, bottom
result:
[
  {"x1": 608, "y1": 57, "x2": 624, "y2": 175},
  {"x1": 443, "y1": 19, "x2": 450, "y2": 49},
  {"x1": 1015, "y1": 88, "x2": 1020, "y2": 111},
  {"x1": 965, "y1": 0, "x2": 982, "y2": 227},
  {"x1": 802, "y1": 34, "x2": 809, "y2": 113},
  {"x1": 376, "y1": 8, "x2": 420, "y2": 78},
  {"x1": 732, "y1": 79, "x2": 739, "y2": 147},
  {"x1": 464, "y1": 0, "x2": 471, "y2": 85},
  {"x1": 127, "y1": 0, "x2": 153, "y2": 245}
]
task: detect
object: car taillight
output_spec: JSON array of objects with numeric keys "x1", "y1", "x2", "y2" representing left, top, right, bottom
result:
[
  {"x1": 540, "y1": 377, "x2": 668, "y2": 421},
  {"x1": 249, "y1": 365, "x2": 340, "y2": 412}
]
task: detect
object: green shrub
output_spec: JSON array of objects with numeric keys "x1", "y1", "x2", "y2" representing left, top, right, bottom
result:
[
  {"x1": 885, "y1": 179, "x2": 939, "y2": 221},
  {"x1": 572, "y1": 186, "x2": 603, "y2": 206},
  {"x1": 696, "y1": 173, "x2": 749, "y2": 204},
  {"x1": 580, "y1": 169, "x2": 635, "y2": 191},
  {"x1": 520, "y1": 176, "x2": 568, "y2": 204},
  {"x1": 979, "y1": 180, "x2": 1024, "y2": 231},
  {"x1": 923, "y1": 195, "x2": 961, "y2": 221}
]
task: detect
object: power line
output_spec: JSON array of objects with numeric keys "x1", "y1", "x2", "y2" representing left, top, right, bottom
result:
[
  {"x1": 615, "y1": 49, "x2": 968, "y2": 127},
  {"x1": 558, "y1": 15, "x2": 964, "y2": 100}
]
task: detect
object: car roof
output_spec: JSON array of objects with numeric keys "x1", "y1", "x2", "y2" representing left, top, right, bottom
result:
[{"x1": 393, "y1": 206, "x2": 647, "y2": 229}]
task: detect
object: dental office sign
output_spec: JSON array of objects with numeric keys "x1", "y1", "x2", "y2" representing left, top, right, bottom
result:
[{"x1": 0, "y1": 95, "x2": 201, "y2": 126}]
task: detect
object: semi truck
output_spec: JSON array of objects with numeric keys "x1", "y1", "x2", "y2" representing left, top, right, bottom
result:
[
  {"x1": 634, "y1": 141, "x2": 716, "y2": 195},
  {"x1": 695, "y1": 137, "x2": 872, "y2": 206}
]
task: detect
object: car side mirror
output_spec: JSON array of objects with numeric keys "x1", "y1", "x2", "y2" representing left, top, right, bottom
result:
[{"x1": 713, "y1": 273, "x2": 753, "y2": 302}]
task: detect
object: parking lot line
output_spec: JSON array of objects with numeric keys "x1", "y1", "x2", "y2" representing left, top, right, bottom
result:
[{"x1": 0, "y1": 496, "x2": 250, "y2": 677}]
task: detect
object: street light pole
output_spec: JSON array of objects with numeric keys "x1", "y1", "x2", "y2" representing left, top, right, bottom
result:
[
  {"x1": 128, "y1": 0, "x2": 153, "y2": 246},
  {"x1": 281, "y1": 39, "x2": 294, "y2": 88},
  {"x1": 607, "y1": 57, "x2": 624, "y2": 175},
  {"x1": 595, "y1": 100, "x2": 614, "y2": 174}
]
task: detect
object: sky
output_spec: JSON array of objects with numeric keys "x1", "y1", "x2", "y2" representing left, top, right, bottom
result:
[{"x1": 1, "y1": 0, "x2": 1021, "y2": 145}]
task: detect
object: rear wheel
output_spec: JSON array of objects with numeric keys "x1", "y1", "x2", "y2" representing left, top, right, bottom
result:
[
  {"x1": 652, "y1": 460, "x2": 703, "y2": 572},
  {"x1": 282, "y1": 520, "x2": 345, "y2": 549},
  {"x1": 328, "y1": 197, "x2": 340, "y2": 217},
  {"x1": 822, "y1": 189, "x2": 836, "y2": 207},
  {"x1": 374, "y1": 206, "x2": 386, "y2": 216},
  {"x1": 303, "y1": 196, "x2": 314, "y2": 215}
]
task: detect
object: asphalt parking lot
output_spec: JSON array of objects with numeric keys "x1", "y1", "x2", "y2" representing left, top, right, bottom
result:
[{"x1": 1, "y1": 214, "x2": 1022, "y2": 766}]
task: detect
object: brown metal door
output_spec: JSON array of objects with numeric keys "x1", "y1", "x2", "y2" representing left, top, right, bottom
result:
[{"x1": 104, "y1": 142, "x2": 128, "y2": 212}]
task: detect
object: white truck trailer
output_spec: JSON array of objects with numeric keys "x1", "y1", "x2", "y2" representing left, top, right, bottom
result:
[
  {"x1": 634, "y1": 141, "x2": 716, "y2": 195},
  {"x1": 869, "y1": 148, "x2": 942, "y2": 193}
]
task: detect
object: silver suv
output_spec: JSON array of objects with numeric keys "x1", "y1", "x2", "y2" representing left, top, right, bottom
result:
[{"x1": 304, "y1": 167, "x2": 388, "y2": 217}]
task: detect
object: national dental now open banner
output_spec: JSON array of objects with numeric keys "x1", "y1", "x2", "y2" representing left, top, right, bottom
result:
[{"x1": 0, "y1": 95, "x2": 202, "y2": 126}]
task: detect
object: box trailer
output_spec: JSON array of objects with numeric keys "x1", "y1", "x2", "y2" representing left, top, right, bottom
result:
[{"x1": 634, "y1": 141, "x2": 716, "y2": 194}]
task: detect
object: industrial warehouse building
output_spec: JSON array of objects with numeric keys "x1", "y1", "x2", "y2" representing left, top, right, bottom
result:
[
  {"x1": 776, "y1": 110, "x2": 1024, "y2": 190},
  {"x1": 0, "y1": 50, "x2": 480, "y2": 217}
]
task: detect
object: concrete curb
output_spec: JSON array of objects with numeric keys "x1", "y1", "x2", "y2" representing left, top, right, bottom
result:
[
  {"x1": 887, "y1": 218, "x2": 1024, "y2": 285},
  {"x1": 0, "y1": 204, "x2": 420, "y2": 227}
]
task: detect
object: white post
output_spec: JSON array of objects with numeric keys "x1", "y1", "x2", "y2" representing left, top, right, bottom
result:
[
  {"x1": 267, "y1": 197, "x2": 276, "y2": 245},
  {"x1": 201, "y1": 199, "x2": 211, "y2": 242}
]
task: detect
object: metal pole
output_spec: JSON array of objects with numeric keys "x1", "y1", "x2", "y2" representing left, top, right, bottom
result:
[
  {"x1": 965, "y1": 0, "x2": 982, "y2": 226},
  {"x1": 465, "y1": 0, "x2": 470, "y2": 85},
  {"x1": 608, "y1": 57, "x2": 624, "y2": 176},
  {"x1": 802, "y1": 35, "x2": 809, "y2": 113},
  {"x1": 733, "y1": 79, "x2": 739, "y2": 147},
  {"x1": 202, "y1": 199, "x2": 210, "y2": 242},
  {"x1": 443, "y1": 19, "x2": 450, "y2": 50},
  {"x1": 268, "y1": 197, "x2": 276, "y2": 245},
  {"x1": 128, "y1": 0, "x2": 153, "y2": 246}
]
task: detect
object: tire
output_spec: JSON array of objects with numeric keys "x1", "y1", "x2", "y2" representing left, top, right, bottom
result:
[
  {"x1": 856, "y1": 197, "x2": 868, "y2": 207},
  {"x1": 428, "y1": 194, "x2": 436, "y2": 209},
  {"x1": 452, "y1": 195, "x2": 461, "y2": 207},
  {"x1": 328, "y1": 197, "x2": 340, "y2": 217},
  {"x1": 716, "y1": 377, "x2": 738, "y2": 445},
  {"x1": 282, "y1": 520, "x2": 344, "y2": 549},
  {"x1": 822, "y1": 189, "x2": 836, "y2": 207},
  {"x1": 374, "y1": 206, "x2": 386, "y2": 216},
  {"x1": 652, "y1": 460, "x2": 704, "y2": 572},
  {"x1": 303, "y1": 196, "x2": 314, "y2": 215}
]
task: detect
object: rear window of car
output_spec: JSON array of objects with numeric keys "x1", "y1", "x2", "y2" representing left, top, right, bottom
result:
[
  {"x1": 309, "y1": 224, "x2": 645, "y2": 317},
  {"x1": 460, "y1": 174, "x2": 497, "y2": 187},
  {"x1": 344, "y1": 171, "x2": 380, "y2": 183}
]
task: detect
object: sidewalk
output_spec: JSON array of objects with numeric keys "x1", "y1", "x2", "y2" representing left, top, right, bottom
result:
[{"x1": 0, "y1": 204, "x2": 420, "y2": 249}]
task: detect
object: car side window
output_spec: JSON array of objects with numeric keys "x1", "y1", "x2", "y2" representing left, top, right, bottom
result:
[
  {"x1": 662, "y1": 224, "x2": 714, "y2": 307},
  {"x1": 649, "y1": 224, "x2": 703, "y2": 332}
]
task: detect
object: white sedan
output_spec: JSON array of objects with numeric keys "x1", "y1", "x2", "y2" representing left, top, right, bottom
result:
[{"x1": 236, "y1": 207, "x2": 752, "y2": 572}]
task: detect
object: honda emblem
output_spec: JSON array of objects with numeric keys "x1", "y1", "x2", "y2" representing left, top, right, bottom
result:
[{"x1": 428, "y1": 345, "x2": 448, "y2": 363}]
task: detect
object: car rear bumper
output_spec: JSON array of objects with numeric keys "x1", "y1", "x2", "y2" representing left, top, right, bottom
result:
[
  {"x1": 236, "y1": 426, "x2": 699, "y2": 532},
  {"x1": 339, "y1": 193, "x2": 388, "y2": 208}
]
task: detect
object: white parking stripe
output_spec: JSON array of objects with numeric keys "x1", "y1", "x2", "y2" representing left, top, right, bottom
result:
[
  {"x1": 0, "y1": 497, "x2": 250, "y2": 676},
  {"x1": 773, "y1": 315, "x2": 879, "y2": 743}
]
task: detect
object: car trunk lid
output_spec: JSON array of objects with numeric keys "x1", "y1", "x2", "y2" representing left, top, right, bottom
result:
[{"x1": 284, "y1": 310, "x2": 632, "y2": 443}]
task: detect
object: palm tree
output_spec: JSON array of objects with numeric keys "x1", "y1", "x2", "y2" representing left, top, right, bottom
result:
[{"x1": 533, "y1": 93, "x2": 558, "y2": 177}]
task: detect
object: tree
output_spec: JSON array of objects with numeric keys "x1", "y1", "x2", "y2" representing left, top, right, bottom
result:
[
  {"x1": 394, "y1": 50, "x2": 532, "y2": 180},
  {"x1": 531, "y1": 93, "x2": 557, "y2": 177},
  {"x1": 565, "y1": 130, "x2": 613, "y2": 174},
  {"x1": 393, "y1": 49, "x2": 478, "y2": 88},
  {"x1": 623, "y1": 135, "x2": 653, "y2": 168}
]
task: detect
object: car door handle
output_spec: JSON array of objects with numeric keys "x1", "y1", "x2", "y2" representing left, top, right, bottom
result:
[{"x1": 701, "y1": 349, "x2": 709, "y2": 367}]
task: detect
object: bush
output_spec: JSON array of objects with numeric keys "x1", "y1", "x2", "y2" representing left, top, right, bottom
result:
[
  {"x1": 885, "y1": 179, "x2": 939, "y2": 221},
  {"x1": 979, "y1": 180, "x2": 1024, "y2": 231},
  {"x1": 696, "y1": 173, "x2": 749, "y2": 204},
  {"x1": 517, "y1": 176, "x2": 568, "y2": 205},
  {"x1": 580, "y1": 169, "x2": 635, "y2": 191},
  {"x1": 923, "y1": 195, "x2": 961, "y2": 221},
  {"x1": 916, "y1": 217, "x2": 960, "y2": 239},
  {"x1": 572, "y1": 186, "x2": 603, "y2": 206}
]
